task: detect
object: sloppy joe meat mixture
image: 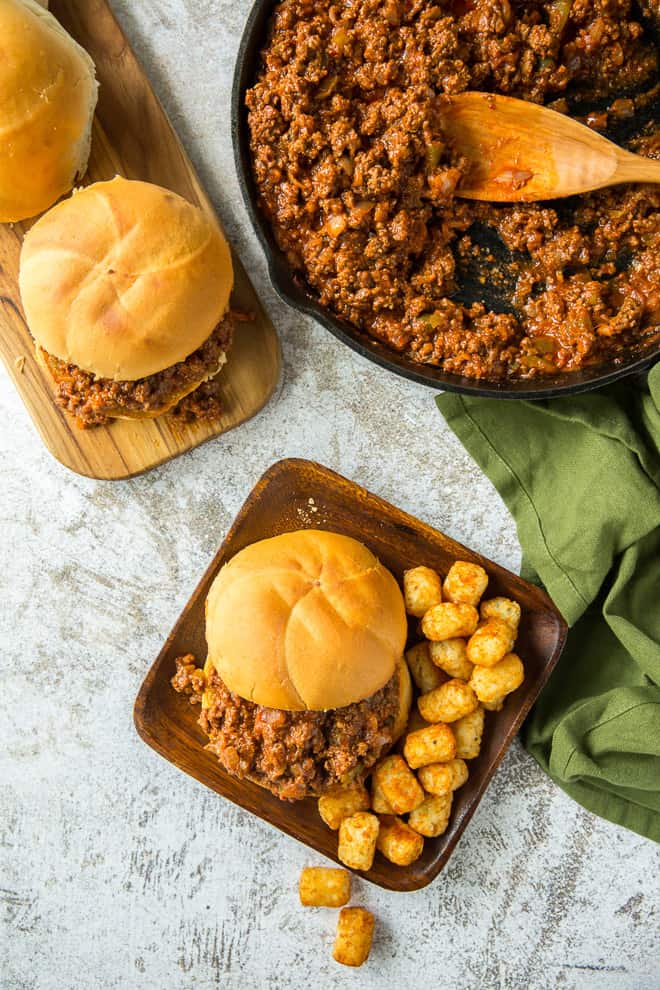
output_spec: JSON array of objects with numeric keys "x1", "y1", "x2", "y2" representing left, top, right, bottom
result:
[
  {"x1": 172, "y1": 654, "x2": 400, "y2": 801},
  {"x1": 247, "y1": 0, "x2": 660, "y2": 380},
  {"x1": 40, "y1": 314, "x2": 234, "y2": 428}
]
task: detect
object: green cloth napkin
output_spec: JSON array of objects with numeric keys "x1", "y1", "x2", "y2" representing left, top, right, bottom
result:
[{"x1": 437, "y1": 364, "x2": 660, "y2": 843}]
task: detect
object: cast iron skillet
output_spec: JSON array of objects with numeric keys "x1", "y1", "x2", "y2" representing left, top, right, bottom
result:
[{"x1": 231, "y1": 0, "x2": 660, "y2": 398}]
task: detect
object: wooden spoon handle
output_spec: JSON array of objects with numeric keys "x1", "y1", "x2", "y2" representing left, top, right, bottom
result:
[{"x1": 613, "y1": 153, "x2": 660, "y2": 186}]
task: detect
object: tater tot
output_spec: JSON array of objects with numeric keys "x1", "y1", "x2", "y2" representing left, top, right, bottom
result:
[
  {"x1": 403, "y1": 565, "x2": 443, "y2": 617},
  {"x1": 442, "y1": 561, "x2": 489, "y2": 606},
  {"x1": 466, "y1": 617, "x2": 515, "y2": 668},
  {"x1": 417, "y1": 758, "x2": 469, "y2": 795},
  {"x1": 480, "y1": 596, "x2": 521, "y2": 631},
  {"x1": 429, "y1": 638, "x2": 474, "y2": 681},
  {"x1": 405, "y1": 642, "x2": 446, "y2": 694},
  {"x1": 333, "y1": 907, "x2": 375, "y2": 967},
  {"x1": 421, "y1": 603, "x2": 478, "y2": 641},
  {"x1": 416, "y1": 763, "x2": 453, "y2": 795},
  {"x1": 452, "y1": 706, "x2": 485, "y2": 759},
  {"x1": 403, "y1": 722, "x2": 456, "y2": 769},
  {"x1": 370, "y1": 775, "x2": 395, "y2": 814},
  {"x1": 372, "y1": 755, "x2": 424, "y2": 814},
  {"x1": 394, "y1": 707, "x2": 427, "y2": 755},
  {"x1": 470, "y1": 653, "x2": 525, "y2": 706},
  {"x1": 318, "y1": 782, "x2": 370, "y2": 830},
  {"x1": 376, "y1": 816, "x2": 425, "y2": 866},
  {"x1": 482, "y1": 696, "x2": 505, "y2": 712},
  {"x1": 338, "y1": 812, "x2": 380, "y2": 871},
  {"x1": 299, "y1": 867, "x2": 351, "y2": 907},
  {"x1": 408, "y1": 793, "x2": 453, "y2": 838},
  {"x1": 404, "y1": 707, "x2": 429, "y2": 736},
  {"x1": 418, "y1": 678, "x2": 478, "y2": 724}
]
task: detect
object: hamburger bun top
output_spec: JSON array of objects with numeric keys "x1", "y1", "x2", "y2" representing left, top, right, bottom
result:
[
  {"x1": 19, "y1": 176, "x2": 234, "y2": 381},
  {"x1": 0, "y1": 0, "x2": 98, "y2": 223},
  {"x1": 205, "y1": 530, "x2": 408, "y2": 711}
]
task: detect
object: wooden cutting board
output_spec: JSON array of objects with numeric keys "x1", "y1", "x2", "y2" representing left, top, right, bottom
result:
[{"x1": 0, "y1": 0, "x2": 281, "y2": 480}]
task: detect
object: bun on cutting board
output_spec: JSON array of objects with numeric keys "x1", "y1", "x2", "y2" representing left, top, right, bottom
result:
[
  {"x1": 20, "y1": 177, "x2": 234, "y2": 381},
  {"x1": 0, "y1": 0, "x2": 98, "y2": 223}
]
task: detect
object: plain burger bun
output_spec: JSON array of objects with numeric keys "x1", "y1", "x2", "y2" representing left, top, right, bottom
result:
[
  {"x1": 19, "y1": 176, "x2": 234, "y2": 381},
  {"x1": 205, "y1": 530, "x2": 409, "y2": 712},
  {"x1": 0, "y1": 0, "x2": 98, "y2": 223}
]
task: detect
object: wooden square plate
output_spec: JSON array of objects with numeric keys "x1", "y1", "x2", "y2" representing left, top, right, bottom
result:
[
  {"x1": 0, "y1": 0, "x2": 280, "y2": 480},
  {"x1": 134, "y1": 458, "x2": 567, "y2": 891}
]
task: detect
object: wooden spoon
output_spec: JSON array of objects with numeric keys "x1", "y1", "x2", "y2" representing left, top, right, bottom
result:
[{"x1": 442, "y1": 92, "x2": 660, "y2": 202}]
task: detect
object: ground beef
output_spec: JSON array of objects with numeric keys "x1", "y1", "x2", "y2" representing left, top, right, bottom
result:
[
  {"x1": 172, "y1": 655, "x2": 400, "y2": 801},
  {"x1": 171, "y1": 655, "x2": 207, "y2": 704},
  {"x1": 39, "y1": 315, "x2": 233, "y2": 428},
  {"x1": 247, "y1": 0, "x2": 660, "y2": 380},
  {"x1": 170, "y1": 379, "x2": 225, "y2": 424}
]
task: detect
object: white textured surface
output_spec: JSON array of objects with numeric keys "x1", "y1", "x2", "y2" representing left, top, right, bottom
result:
[{"x1": 1, "y1": 2, "x2": 658, "y2": 988}]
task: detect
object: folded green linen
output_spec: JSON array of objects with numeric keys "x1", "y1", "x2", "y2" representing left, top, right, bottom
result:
[{"x1": 437, "y1": 364, "x2": 660, "y2": 842}]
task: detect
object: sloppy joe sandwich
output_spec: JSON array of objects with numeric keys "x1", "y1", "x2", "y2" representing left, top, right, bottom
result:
[
  {"x1": 19, "y1": 176, "x2": 234, "y2": 427},
  {"x1": 172, "y1": 530, "x2": 412, "y2": 801},
  {"x1": 0, "y1": 0, "x2": 98, "y2": 222}
]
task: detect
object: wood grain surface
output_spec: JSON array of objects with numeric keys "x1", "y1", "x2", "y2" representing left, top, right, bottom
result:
[
  {"x1": 135, "y1": 458, "x2": 568, "y2": 892},
  {"x1": 0, "y1": 0, "x2": 280, "y2": 481}
]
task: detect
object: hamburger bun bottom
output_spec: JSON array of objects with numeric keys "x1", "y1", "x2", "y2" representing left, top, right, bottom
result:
[{"x1": 391, "y1": 654, "x2": 413, "y2": 745}]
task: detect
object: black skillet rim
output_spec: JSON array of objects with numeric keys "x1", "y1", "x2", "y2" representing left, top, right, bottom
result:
[{"x1": 231, "y1": 0, "x2": 659, "y2": 399}]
